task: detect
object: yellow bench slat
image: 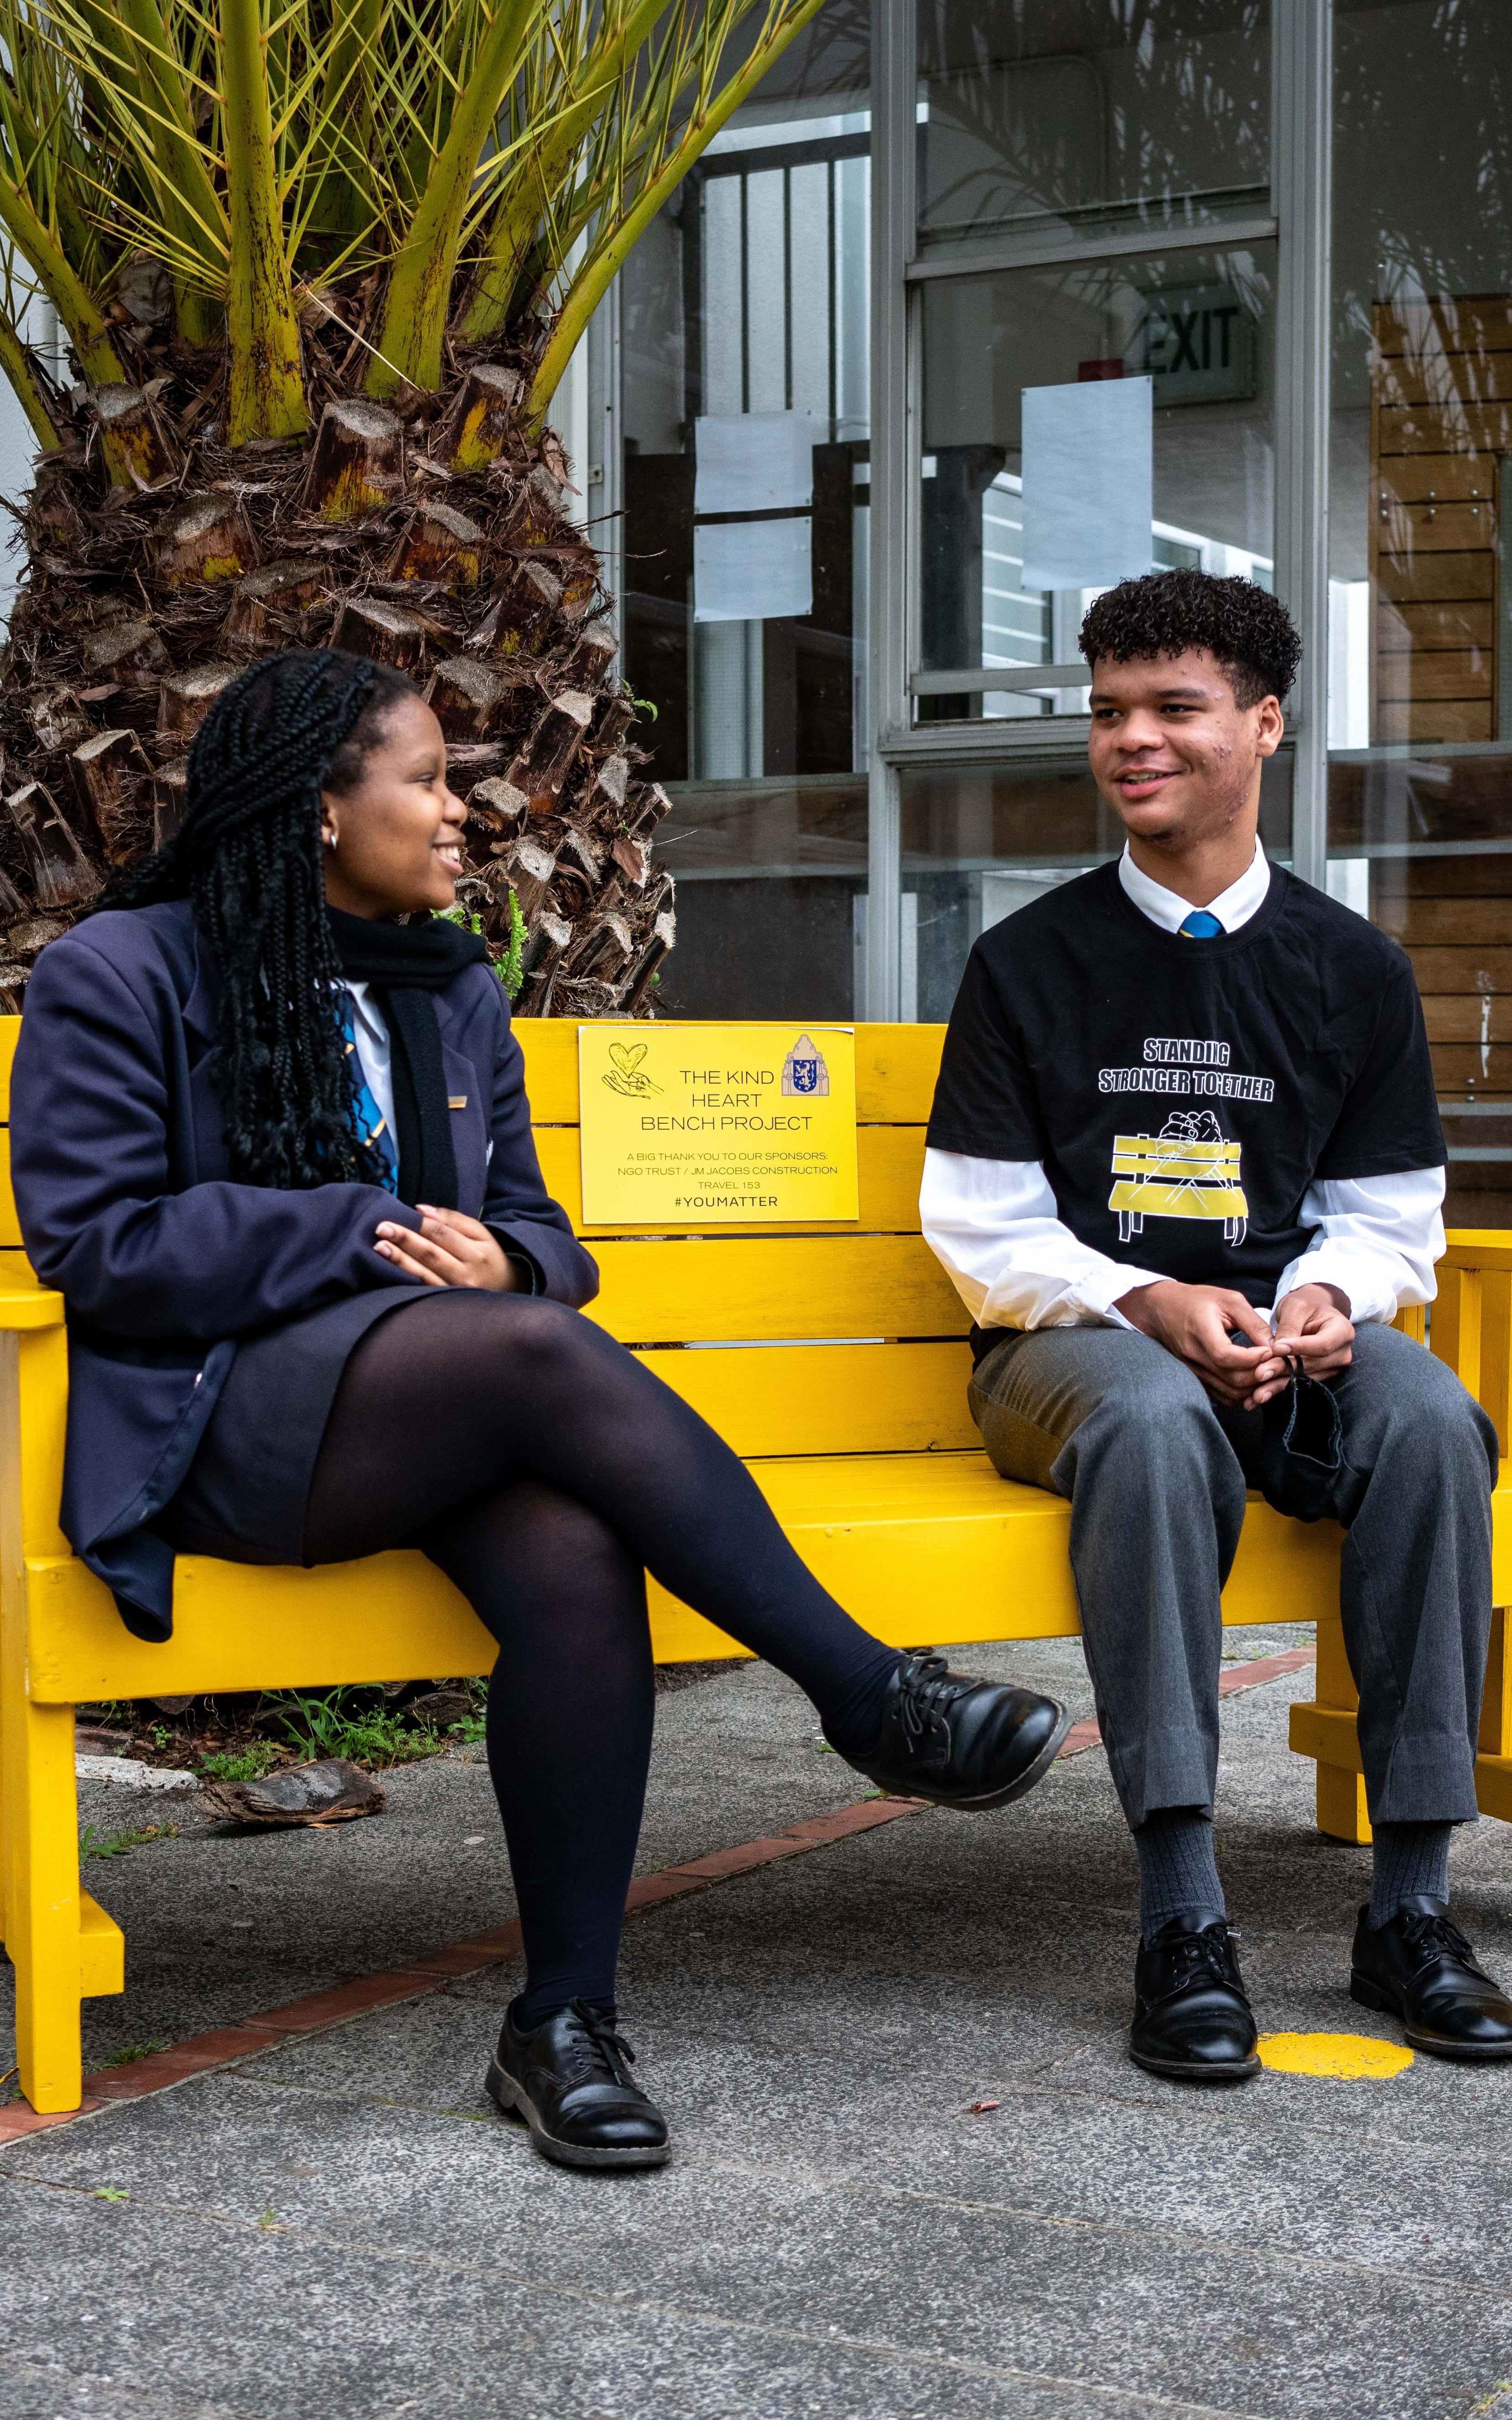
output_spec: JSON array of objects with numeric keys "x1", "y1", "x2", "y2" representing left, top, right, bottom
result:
[
  {"x1": 640, "y1": 1338, "x2": 979, "y2": 1456},
  {"x1": 38, "y1": 1454, "x2": 1494, "y2": 1704},
  {"x1": 516, "y1": 1020, "x2": 947, "y2": 1126},
  {"x1": 586, "y1": 1231, "x2": 968, "y2": 1345},
  {"x1": 536, "y1": 1121, "x2": 927, "y2": 1237},
  {"x1": 0, "y1": 1012, "x2": 15, "y2": 1122}
]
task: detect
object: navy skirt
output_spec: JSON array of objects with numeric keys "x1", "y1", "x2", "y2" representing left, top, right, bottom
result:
[{"x1": 157, "y1": 1287, "x2": 431, "y2": 1564}]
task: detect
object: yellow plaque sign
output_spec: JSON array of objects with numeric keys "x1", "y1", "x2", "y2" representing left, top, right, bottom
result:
[{"x1": 577, "y1": 1023, "x2": 858, "y2": 1226}]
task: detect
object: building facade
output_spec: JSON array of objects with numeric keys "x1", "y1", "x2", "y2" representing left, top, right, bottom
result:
[{"x1": 582, "y1": 0, "x2": 1507, "y2": 1223}]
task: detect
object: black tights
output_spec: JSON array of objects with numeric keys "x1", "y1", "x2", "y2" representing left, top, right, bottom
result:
[{"x1": 301, "y1": 1292, "x2": 902, "y2": 2023}]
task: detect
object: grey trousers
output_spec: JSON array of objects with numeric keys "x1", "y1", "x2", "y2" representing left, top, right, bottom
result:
[{"x1": 969, "y1": 1322, "x2": 1499, "y2": 1830}]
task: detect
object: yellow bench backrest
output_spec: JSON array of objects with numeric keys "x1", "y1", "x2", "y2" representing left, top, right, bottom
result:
[
  {"x1": 9, "y1": 1007, "x2": 1512, "y2": 1463},
  {"x1": 0, "y1": 1014, "x2": 980, "y2": 1462}
]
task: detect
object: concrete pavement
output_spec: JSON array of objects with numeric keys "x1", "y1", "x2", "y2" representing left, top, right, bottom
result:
[{"x1": 4, "y1": 1627, "x2": 1512, "y2": 2420}]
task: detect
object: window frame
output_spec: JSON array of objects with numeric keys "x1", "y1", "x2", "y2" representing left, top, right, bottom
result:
[{"x1": 861, "y1": 0, "x2": 1332, "y2": 1013}]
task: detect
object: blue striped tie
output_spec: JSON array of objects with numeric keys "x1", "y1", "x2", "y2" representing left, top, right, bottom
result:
[
  {"x1": 338, "y1": 993, "x2": 397, "y2": 1192},
  {"x1": 1178, "y1": 910, "x2": 1223, "y2": 939}
]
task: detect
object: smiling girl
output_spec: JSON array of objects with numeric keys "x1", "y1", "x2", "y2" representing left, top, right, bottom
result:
[{"x1": 10, "y1": 648, "x2": 1068, "y2": 2169}]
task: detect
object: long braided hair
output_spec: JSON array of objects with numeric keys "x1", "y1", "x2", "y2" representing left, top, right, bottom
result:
[{"x1": 105, "y1": 649, "x2": 421, "y2": 1189}]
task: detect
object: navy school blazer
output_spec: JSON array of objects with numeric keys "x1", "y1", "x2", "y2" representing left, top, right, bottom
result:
[{"x1": 9, "y1": 900, "x2": 598, "y2": 1636}]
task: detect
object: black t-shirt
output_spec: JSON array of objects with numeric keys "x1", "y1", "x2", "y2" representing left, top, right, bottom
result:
[{"x1": 927, "y1": 859, "x2": 1444, "y2": 1327}]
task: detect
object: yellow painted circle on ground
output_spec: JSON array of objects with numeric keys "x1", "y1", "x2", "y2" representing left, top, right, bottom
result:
[{"x1": 1257, "y1": 2031, "x2": 1413, "y2": 2079}]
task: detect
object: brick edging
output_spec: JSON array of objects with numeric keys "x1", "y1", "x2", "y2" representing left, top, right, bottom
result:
[
  {"x1": 0, "y1": 1795, "x2": 931, "y2": 2138},
  {"x1": 1057, "y1": 1643, "x2": 1316, "y2": 1759}
]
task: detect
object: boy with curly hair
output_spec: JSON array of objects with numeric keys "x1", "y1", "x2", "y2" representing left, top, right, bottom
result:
[{"x1": 922, "y1": 568, "x2": 1512, "y2": 2078}]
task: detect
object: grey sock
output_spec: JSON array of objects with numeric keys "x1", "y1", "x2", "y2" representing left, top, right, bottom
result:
[
  {"x1": 1133, "y1": 1807, "x2": 1226, "y2": 1940},
  {"x1": 1369, "y1": 1820, "x2": 1453, "y2": 1928}
]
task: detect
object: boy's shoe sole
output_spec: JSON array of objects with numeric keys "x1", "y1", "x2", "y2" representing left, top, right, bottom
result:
[
  {"x1": 1128, "y1": 2044, "x2": 1261, "y2": 2082},
  {"x1": 1350, "y1": 1972, "x2": 1512, "y2": 2060}
]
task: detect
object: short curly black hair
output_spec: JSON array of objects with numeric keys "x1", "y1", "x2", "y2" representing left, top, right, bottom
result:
[{"x1": 1079, "y1": 569, "x2": 1302, "y2": 709}]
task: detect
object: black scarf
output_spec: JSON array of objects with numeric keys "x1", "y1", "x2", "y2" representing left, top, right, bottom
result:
[{"x1": 327, "y1": 908, "x2": 488, "y2": 1209}]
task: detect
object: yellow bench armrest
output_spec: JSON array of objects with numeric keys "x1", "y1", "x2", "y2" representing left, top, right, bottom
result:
[{"x1": 0, "y1": 1287, "x2": 64, "y2": 1329}]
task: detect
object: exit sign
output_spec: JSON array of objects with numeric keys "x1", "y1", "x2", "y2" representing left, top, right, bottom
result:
[{"x1": 1133, "y1": 286, "x2": 1256, "y2": 405}]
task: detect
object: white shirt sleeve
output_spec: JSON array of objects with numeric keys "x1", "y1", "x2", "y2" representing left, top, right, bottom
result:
[
  {"x1": 1274, "y1": 1168, "x2": 1445, "y2": 1326},
  {"x1": 920, "y1": 1148, "x2": 1168, "y2": 1333}
]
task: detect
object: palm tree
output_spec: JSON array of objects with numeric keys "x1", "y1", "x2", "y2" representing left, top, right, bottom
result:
[{"x1": 0, "y1": 0, "x2": 826, "y2": 1011}]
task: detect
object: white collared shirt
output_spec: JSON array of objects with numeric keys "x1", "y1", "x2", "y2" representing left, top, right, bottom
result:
[{"x1": 920, "y1": 844, "x2": 1445, "y2": 1333}]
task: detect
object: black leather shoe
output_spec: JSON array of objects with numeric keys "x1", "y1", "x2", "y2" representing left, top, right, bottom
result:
[
  {"x1": 486, "y1": 2000, "x2": 670, "y2": 2169},
  {"x1": 826, "y1": 1653, "x2": 1070, "y2": 1809},
  {"x1": 1130, "y1": 1915, "x2": 1261, "y2": 2082},
  {"x1": 1351, "y1": 1897, "x2": 1512, "y2": 2060}
]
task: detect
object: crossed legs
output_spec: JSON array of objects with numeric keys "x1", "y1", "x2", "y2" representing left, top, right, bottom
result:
[{"x1": 299, "y1": 1291, "x2": 907, "y2": 2021}]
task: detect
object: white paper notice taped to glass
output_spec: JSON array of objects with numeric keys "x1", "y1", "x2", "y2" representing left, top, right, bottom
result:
[
  {"x1": 693, "y1": 516, "x2": 813, "y2": 623},
  {"x1": 1020, "y1": 376, "x2": 1153, "y2": 594},
  {"x1": 694, "y1": 411, "x2": 815, "y2": 513}
]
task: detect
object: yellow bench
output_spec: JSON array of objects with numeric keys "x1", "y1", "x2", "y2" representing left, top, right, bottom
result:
[{"x1": 3, "y1": 1015, "x2": 1511, "y2": 2114}]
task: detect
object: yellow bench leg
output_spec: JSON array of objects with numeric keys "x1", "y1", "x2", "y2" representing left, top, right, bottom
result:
[
  {"x1": 1475, "y1": 1607, "x2": 1512, "y2": 1821},
  {"x1": 1311, "y1": 1615, "x2": 1371, "y2": 1845},
  {"x1": 1, "y1": 1693, "x2": 94, "y2": 2111},
  {"x1": 1295, "y1": 1610, "x2": 1512, "y2": 1840}
]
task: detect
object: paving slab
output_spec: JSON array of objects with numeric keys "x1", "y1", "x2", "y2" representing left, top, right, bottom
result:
[{"x1": 5, "y1": 1623, "x2": 1512, "y2": 2420}]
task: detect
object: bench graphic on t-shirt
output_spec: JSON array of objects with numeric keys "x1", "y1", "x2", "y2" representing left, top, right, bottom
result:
[{"x1": 1108, "y1": 1110, "x2": 1248, "y2": 1247}]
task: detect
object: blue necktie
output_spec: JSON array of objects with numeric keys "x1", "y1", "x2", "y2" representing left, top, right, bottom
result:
[
  {"x1": 338, "y1": 993, "x2": 398, "y2": 1191},
  {"x1": 1178, "y1": 910, "x2": 1223, "y2": 939}
]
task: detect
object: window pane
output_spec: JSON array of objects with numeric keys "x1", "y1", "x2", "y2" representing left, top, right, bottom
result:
[
  {"x1": 917, "y1": 0, "x2": 1270, "y2": 256},
  {"x1": 1328, "y1": 0, "x2": 1512, "y2": 1223},
  {"x1": 919, "y1": 244, "x2": 1275, "y2": 721},
  {"x1": 619, "y1": 8, "x2": 870, "y2": 1015},
  {"x1": 903, "y1": 755, "x2": 1294, "y2": 1021},
  {"x1": 654, "y1": 779, "x2": 867, "y2": 1019}
]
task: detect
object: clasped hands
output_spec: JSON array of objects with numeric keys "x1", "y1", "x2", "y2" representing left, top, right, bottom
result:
[
  {"x1": 375, "y1": 1204, "x2": 520, "y2": 1291},
  {"x1": 1114, "y1": 1277, "x2": 1353, "y2": 1410}
]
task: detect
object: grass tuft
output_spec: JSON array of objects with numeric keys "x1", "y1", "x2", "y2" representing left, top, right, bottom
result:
[
  {"x1": 103, "y1": 2039, "x2": 166, "y2": 2067},
  {"x1": 79, "y1": 1822, "x2": 177, "y2": 1859},
  {"x1": 271, "y1": 1690, "x2": 451, "y2": 1771},
  {"x1": 197, "y1": 1742, "x2": 283, "y2": 1784}
]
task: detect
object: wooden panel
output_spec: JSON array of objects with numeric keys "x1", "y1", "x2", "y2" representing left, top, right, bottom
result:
[
  {"x1": 1377, "y1": 359, "x2": 1512, "y2": 407},
  {"x1": 1424, "y1": 996, "x2": 1512, "y2": 1043},
  {"x1": 1374, "y1": 551, "x2": 1494, "y2": 603},
  {"x1": 1389, "y1": 898, "x2": 1512, "y2": 945},
  {"x1": 584, "y1": 1232, "x2": 969, "y2": 1345},
  {"x1": 1410, "y1": 947, "x2": 1512, "y2": 992},
  {"x1": 536, "y1": 1121, "x2": 927, "y2": 1238},
  {"x1": 1374, "y1": 855, "x2": 1512, "y2": 898},
  {"x1": 1376, "y1": 298, "x2": 1512, "y2": 354},
  {"x1": 1378, "y1": 403, "x2": 1512, "y2": 454},
  {"x1": 515, "y1": 1020, "x2": 947, "y2": 1127},
  {"x1": 1377, "y1": 500, "x2": 1498, "y2": 552},
  {"x1": 639, "y1": 1339, "x2": 978, "y2": 1456},
  {"x1": 1378, "y1": 601, "x2": 1496, "y2": 650},
  {"x1": 1376, "y1": 649, "x2": 1491, "y2": 701},
  {"x1": 1429, "y1": 1044, "x2": 1512, "y2": 1090},
  {"x1": 1378, "y1": 457, "x2": 1501, "y2": 506},
  {"x1": 1377, "y1": 699, "x2": 1493, "y2": 742}
]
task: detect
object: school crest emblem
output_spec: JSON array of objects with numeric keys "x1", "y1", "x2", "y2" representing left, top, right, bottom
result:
[{"x1": 781, "y1": 1033, "x2": 829, "y2": 1096}]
